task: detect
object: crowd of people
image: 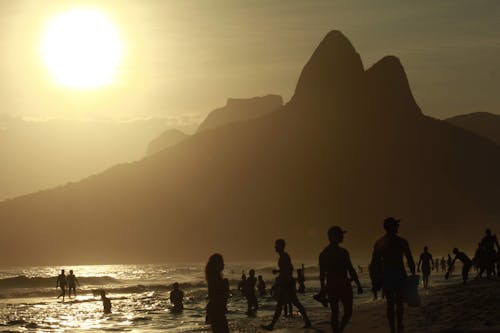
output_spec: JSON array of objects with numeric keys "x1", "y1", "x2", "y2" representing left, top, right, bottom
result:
[
  {"x1": 53, "y1": 220, "x2": 499, "y2": 333},
  {"x1": 204, "y1": 218, "x2": 499, "y2": 333}
]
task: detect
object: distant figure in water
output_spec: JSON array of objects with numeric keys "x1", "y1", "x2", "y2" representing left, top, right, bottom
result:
[
  {"x1": 170, "y1": 282, "x2": 184, "y2": 312},
  {"x1": 206, "y1": 253, "x2": 229, "y2": 333},
  {"x1": 297, "y1": 266, "x2": 306, "y2": 294},
  {"x1": 238, "y1": 271, "x2": 247, "y2": 297},
  {"x1": 261, "y1": 239, "x2": 311, "y2": 331},
  {"x1": 434, "y1": 258, "x2": 439, "y2": 272},
  {"x1": 480, "y1": 229, "x2": 499, "y2": 278},
  {"x1": 417, "y1": 246, "x2": 434, "y2": 289},
  {"x1": 56, "y1": 269, "x2": 67, "y2": 302},
  {"x1": 67, "y1": 270, "x2": 80, "y2": 298},
  {"x1": 473, "y1": 243, "x2": 486, "y2": 277},
  {"x1": 245, "y1": 269, "x2": 258, "y2": 315},
  {"x1": 100, "y1": 290, "x2": 112, "y2": 314},
  {"x1": 440, "y1": 257, "x2": 446, "y2": 273},
  {"x1": 370, "y1": 217, "x2": 416, "y2": 333},
  {"x1": 358, "y1": 265, "x2": 363, "y2": 274},
  {"x1": 445, "y1": 248, "x2": 472, "y2": 284},
  {"x1": 257, "y1": 275, "x2": 267, "y2": 296},
  {"x1": 319, "y1": 226, "x2": 363, "y2": 333}
]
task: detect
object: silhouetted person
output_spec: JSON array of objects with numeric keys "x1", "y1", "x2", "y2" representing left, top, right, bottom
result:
[
  {"x1": 261, "y1": 239, "x2": 311, "y2": 331},
  {"x1": 100, "y1": 290, "x2": 111, "y2": 314},
  {"x1": 473, "y1": 243, "x2": 487, "y2": 277},
  {"x1": 417, "y1": 246, "x2": 434, "y2": 289},
  {"x1": 480, "y1": 229, "x2": 499, "y2": 278},
  {"x1": 257, "y1": 275, "x2": 267, "y2": 296},
  {"x1": 56, "y1": 269, "x2": 67, "y2": 302},
  {"x1": 445, "y1": 248, "x2": 472, "y2": 284},
  {"x1": 245, "y1": 269, "x2": 258, "y2": 315},
  {"x1": 297, "y1": 266, "x2": 306, "y2": 294},
  {"x1": 434, "y1": 258, "x2": 439, "y2": 272},
  {"x1": 206, "y1": 253, "x2": 229, "y2": 333},
  {"x1": 238, "y1": 272, "x2": 247, "y2": 297},
  {"x1": 170, "y1": 282, "x2": 184, "y2": 312},
  {"x1": 358, "y1": 265, "x2": 363, "y2": 274},
  {"x1": 67, "y1": 270, "x2": 80, "y2": 298},
  {"x1": 319, "y1": 226, "x2": 363, "y2": 333},
  {"x1": 370, "y1": 217, "x2": 416, "y2": 333},
  {"x1": 440, "y1": 257, "x2": 446, "y2": 273}
]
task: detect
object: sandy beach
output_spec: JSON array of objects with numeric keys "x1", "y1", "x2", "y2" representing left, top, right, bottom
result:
[{"x1": 231, "y1": 279, "x2": 500, "y2": 333}]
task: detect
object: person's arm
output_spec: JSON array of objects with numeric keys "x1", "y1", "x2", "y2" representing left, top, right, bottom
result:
[
  {"x1": 404, "y1": 240, "x2": 416, "y2": 275},
  {"x1": 430, "y1": 255, "x2": 434, "y2": 270},
  {"x1": 417, "y1": 255, "x2": 422, "y2": 272},
  {"x1": 446, "y1": 256, "x2": 458, "y2": 275},
  {"x1": 346, "y1": 251, "x2": 363, "y2": 294},
  {"x1": 495, "y1": 235, "x2": 500, "y2": 252},
  {"x1": 319, "y1": 253, "x2": 326, "y2": 294}
]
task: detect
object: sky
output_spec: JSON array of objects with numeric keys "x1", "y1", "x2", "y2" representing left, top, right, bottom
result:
[{"x1": 0, "y1": 0, "x2": 499, "y2": 126}]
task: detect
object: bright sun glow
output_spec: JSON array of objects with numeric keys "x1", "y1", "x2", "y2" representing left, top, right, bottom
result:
[{"x1": 40, "y1": 8, "x2": 124, "y2": 89}]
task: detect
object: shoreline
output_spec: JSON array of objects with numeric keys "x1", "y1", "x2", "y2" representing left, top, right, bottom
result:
[{"x1": 230, "y1": 279, "x2": 500, "y2": 333}]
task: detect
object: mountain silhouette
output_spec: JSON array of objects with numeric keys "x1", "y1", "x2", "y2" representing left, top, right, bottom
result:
[
  {"x1": 1, "y1": 30, "x2": 500, "y2": 265},
  {"x1": 197, "y1": 94, "x2": 283, "y2": 132},
  {"x1": 145, "y1": 95, "x2": 283, "y2": 156},
  {"x1": 146, "y1": 129, "x2": 189, "y2": 156},
  {"x1": 446, "y1": 112, "x2": 500, "y2": 146}
]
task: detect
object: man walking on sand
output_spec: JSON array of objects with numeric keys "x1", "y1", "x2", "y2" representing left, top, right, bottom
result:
[
  {"x1": 261, "y1": 239, "x2": 311, "y2": 331},
  {"x1": 318, "y1": 226, "x2": 363, "y2": 333},
  {"x1": 371, "y1": 217, "x2": 416, "y2": 333}
]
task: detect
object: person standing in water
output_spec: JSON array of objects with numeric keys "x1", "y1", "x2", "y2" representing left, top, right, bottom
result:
[
  {"x1": 238, "y1": 272, "x2": 247, "y2": 297},
  {"x1": 56, "y1": 269, "x2": 67, "y2": 302},
  {"x1": 297, "y1": 266, "x2": 306, "y2": 294},
  {"x1": 100, "y1": 290, "x2": 112, "y2": 314},
  {"x1": 319, "y1": 226, "x2": 363, "y2": 333},
  {"x1": 206, "y1": 253, "x2": 229, "y2": 333},
  {"x1": 170, "y1": 282, "x2": 184, "y2": 312},
  {"x1": 480, "y1": 229, "x2": 500, "y2": 278},
  {"x1": 445, "y1": 248, "x2": 472, "y2": 284},
  {"x1": 434, "y1": 258, "x2": 440, "y2": 272},
  {"x1": 245, "y1": 269, "x2": 258, "y2": 315},
  {"x1": 370, "y1": 217, "x2": 416, "y2": 333},
  {"x1": 440, "y1": 257, "x2": 446, "y2": 273},
  {"x1": 67, "y1": 270, "x2": 80, "y2": 298},
  {"x1": 257, "y1": 275, "x2": 267, "y2": 296},
  {"x1": 261, "y1": 239, "x2": 311, "y2": 331},
  {"x1": 417, "y1": 246, "x2": 434, "y2": 289}
]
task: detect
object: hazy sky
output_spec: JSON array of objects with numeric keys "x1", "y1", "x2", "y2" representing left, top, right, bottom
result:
[{"x1": 0, "y1": 0, "x2": 499, "y2": 125}]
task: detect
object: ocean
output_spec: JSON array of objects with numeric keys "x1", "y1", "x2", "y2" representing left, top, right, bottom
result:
[{"x1": 0, "y1": 262, "x2": 465, "y2": 332}]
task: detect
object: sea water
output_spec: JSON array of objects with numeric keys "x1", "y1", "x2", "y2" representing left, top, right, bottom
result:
[{"x1": 0, "y1": 262, "x2": 465, "y2": 332}]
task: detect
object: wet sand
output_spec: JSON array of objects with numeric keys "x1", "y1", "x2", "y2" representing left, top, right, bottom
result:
[{"x1": 231, "y1": 279, "x2": 500, "y2": 333}]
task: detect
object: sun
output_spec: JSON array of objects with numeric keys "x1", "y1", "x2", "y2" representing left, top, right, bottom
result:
[{"x1": 40, "y1": 8, "x2": 124, "y2": 89}]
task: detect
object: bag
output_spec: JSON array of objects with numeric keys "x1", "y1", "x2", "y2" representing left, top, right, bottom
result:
[{"x1": 402, "y1": 275, "x2": 421, "y2": 307}]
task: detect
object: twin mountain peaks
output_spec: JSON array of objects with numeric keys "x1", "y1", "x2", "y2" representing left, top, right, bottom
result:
[{"x1": 1, "y1": 31, "x2": 499, "y2": 265}]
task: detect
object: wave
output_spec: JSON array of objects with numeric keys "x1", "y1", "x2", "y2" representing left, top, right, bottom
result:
[{"x1": 0, "y1": 275, "x2": 121, "y2": 289}]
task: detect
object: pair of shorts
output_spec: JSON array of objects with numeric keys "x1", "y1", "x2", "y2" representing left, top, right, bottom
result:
[
  {"x1": 382, "y1": 270, "x2": 406, "y2": 291},
  {"x1": 327, "y1": 280, "x2": 353, "y2": 302}
]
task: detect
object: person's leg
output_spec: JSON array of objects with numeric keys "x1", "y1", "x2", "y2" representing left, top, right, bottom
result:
[
  {"x1": 262, "y1": 297, "x2": 284, "y2": 330},
  {"x1": 340, "y1": 293, "x2": 353, "y2": 333},
  {"x1": 463, "y1": 263, "x2": 471, "y2": 284},
  {"x1": 329, "y1": 298, "x2": 340, "y2": 333},
  {"x1": 210, "y1": 312, "x2": 229, "y2": 333},
  {"x1": 385, "y1": 290, "x2": 396, "y2": 333},
  {"x1": 290, "y1": 293, "x2": 311, "y2": 327},
  {"x1": 395, "y1": 290, "x2": 404, "y2": 333}
]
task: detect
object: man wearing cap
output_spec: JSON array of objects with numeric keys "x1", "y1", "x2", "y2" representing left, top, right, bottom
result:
[
  {"x1": 318, "y1": 226, "x2": 363, "y2": 333},
  {"x1": 370, "y1": 217, "x2": 416, "y2": 333}
]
